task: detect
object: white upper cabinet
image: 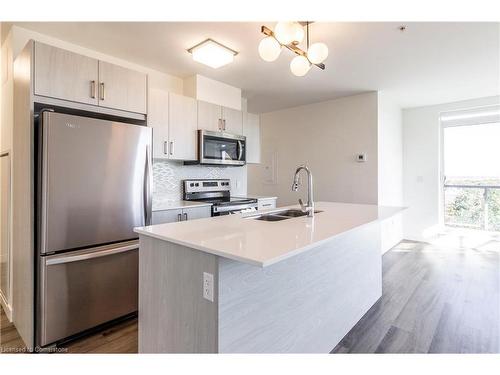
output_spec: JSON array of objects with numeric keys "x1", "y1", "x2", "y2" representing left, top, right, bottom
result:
[
  {"x1": 243, "y1": 112, "x2": 261, "y2": 164},
  {"x1": 34, "y1": 42, "x2": 99, "y2": 106},
  {"x1": 197, "y1": 101, "x2": 222, "y2": 132},
  {"x1": 168, "y1": 93, "x2": 198, "y2": 161},
  {"x1": 98, "y1": 61, "x2": 147, "y2": 114},
  {"x1": 221, "y1": 107, "x2": 243, "y2": 135},
  {"x1": 33, "y1": 42, "x2": 147, "y2": 114},
  {"x1": 197, "y1": 101, "x2": 243, "y2": 135},
  {"x1": 148, "y1": 88, "x2": 170, "y2": 159}
]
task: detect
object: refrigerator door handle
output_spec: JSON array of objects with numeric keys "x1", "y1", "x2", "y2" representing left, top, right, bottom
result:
[
  {"x1": 39, "y1": 108, "x2": 55, "y2": 255},
  {"x1": 144, "y1": 145, "x2": 153, "y2": 226},
  {"x1": 45, "y1": 242, "x2": 138, "y2": 265}
]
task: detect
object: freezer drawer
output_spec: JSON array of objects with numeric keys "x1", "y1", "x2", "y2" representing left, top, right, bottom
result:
[{"x1": 38, "y1": 242, "x2": 138, "y2": 346}]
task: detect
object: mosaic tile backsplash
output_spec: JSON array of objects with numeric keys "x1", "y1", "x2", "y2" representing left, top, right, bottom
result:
[{"x1": 153, "y1": 160, "x2": 247, "y2": 205}]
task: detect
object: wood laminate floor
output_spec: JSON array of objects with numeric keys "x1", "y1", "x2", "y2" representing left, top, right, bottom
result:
[
  {"x1": 1, "y1": 240, "x2": 498, "y2": 354},
  {"x1": 0, "y1": 307, "x2": 137, "y2": 354},
  {"x1": 332, "y1": 240, "x2": 500, "y2": 353}
]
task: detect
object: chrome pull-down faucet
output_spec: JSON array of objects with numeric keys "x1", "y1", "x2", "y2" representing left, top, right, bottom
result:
[{"x1": 291, "y1": 165, "x2": 314, "y2": 217}]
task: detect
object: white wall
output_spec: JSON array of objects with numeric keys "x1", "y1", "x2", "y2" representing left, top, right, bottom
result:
[
  {"x1": 377, "y1": 92, "x2": 403, "y2": 253},
  {"x1": 402, "y1": 95, "x2": 500, "y2": 241},
  {"x1": 248, "y1": 92, "x2": 379, "y2": 206}
]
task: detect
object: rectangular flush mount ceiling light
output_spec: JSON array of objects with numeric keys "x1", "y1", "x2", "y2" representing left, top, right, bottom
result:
[{"x1": 187, "y1": 39, "x2": 238, "y2": 69}]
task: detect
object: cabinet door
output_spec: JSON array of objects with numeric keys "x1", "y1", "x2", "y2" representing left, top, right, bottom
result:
[
  {"x1": 98, "y1": 61, "x2": 147, "y2": 114},
  {"x1": 198, "y1": 101, "x2": 222, "y2": 132},
  {"x1": 34, "y1": 42, "x2": 99, "y2": 105},
  {"x1": 148, "y1": 89, "x2": 170, "y2": 159},
  {"x1": 243, "y1": 113, "x2": 261, "y2": 163},
  {"x1": 152, "y1": 209, "x2": 183, "y2": 225},
  {"x1": 222, "y1": 107, "x2": 243, "y2": 135},
  {"x1": 168, "y1": 93, "x2": 198, "y2": 161},
  {"x1": 182, "y1": 206, "x2": 211, "y2": 221}
]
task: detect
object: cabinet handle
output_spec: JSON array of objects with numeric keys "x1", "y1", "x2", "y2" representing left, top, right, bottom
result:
[
  {"x1": 90, "y1": 80, "x2": 96, "y2": 99},
  {"x1": 223, "y1": 119, "x2": 227, "y2": 131},
  {"x1": 177, "y1": 213, "x2": 182, "y2": 222},
  {"x1": 163, "y1": 141, "x2": 168, "y2": 155},
  {"x1": 169, "y1": 141, "x2": 174, "y2": 156},
  {"x1": 184, "y1": 212, "x2": 188, "y2": 221},
  {"x1": 218, "y1": 118, "x2": 222, "y2": 131},
  {"x1": 99, "y1": 82, "x2": 105, "y2": 100}
]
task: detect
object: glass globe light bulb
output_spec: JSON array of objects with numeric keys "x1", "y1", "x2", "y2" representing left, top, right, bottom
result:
[
  {"x1": 290, "y1": 55, "x2": 311, "y2": 76},
  {"x1": 307, "y1": 42, "x2": 329, "y2": 64},
  {"x1": 274, "y1": 22, "x2": 297, "y2": 45},
  {"x1": 258, "y1": 37, "x2": 282, "y2": 62}
]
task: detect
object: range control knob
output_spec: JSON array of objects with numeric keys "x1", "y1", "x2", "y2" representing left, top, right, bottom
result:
[
  {"x1": 190, "y1": 183, "x2": 194, "y2": 187},
  {"x1": 195, "y1": 183, "x2": 199, "y2": 187}
]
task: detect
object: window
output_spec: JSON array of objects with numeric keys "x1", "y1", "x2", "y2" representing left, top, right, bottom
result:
[{"x1": 441, "y1": 105, "x2": 500, "y2": 231}]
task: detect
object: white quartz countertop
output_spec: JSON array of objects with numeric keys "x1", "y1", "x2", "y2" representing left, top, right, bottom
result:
[
  {"x1": 152, "y1": 199, "x2": 212, "y2": 211},
  {"x1": 135, "y1": 201, "x2": 405, "y2": 267}
]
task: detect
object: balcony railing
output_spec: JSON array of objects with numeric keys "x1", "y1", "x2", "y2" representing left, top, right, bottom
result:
[{"x1": 444, "y1": 184, "x2": 500, "y2": 232}]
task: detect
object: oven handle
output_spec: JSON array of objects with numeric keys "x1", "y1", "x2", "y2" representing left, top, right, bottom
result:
[
  {"x1": 45, "y1": 243, "x2": 138, "y2": 265},
  {"x1": 214, "y1": 203, "x2": 258, "y2": 213}
]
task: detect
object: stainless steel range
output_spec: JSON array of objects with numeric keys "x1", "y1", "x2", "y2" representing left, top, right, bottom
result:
[{"x1": 183, "y1": 179, "x2": 257, "y2": 216}]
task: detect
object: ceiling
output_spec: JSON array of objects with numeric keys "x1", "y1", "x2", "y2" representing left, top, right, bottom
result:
[{"x1": 13, "y1": 22, "x2": 500, "y2": 113}]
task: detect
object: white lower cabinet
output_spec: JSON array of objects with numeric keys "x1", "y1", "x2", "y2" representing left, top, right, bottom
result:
[
  {"x1": 152, "y1": 208, "x2": 183, "y2": 225},
  {"x1": 152, "y1": 206, "x2": 211, "y2": 225},
  {"x1": 183, "y1": 206, "x2": 212, "y2": 221}
]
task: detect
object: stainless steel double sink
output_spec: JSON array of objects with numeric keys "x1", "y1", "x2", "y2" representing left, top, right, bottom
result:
[{"x1": 247, "y1": 209, "x2": 322, "y2": 222}]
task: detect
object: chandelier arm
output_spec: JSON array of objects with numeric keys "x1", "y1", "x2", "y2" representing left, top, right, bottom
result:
[
  {"x1": 306, "y1": 21, "x2": 310, "y2": 50},
  {"x1": 260, "y1": 26, "x2": 325, "y2": 70}
]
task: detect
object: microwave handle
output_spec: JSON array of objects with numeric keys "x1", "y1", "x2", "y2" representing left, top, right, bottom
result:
[{"x1": 238, "y1": 140, "x2": 243, "y2": 161}]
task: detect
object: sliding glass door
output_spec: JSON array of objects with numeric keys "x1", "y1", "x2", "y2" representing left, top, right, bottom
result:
[{"x1": 441, "y1": 107, "x2": 500, "y2": 232}]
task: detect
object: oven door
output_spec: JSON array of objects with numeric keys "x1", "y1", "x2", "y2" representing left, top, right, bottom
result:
[
  {"x1": 199, "y1": 130, "x2": 246, "y2": 166},
  {"x1": 212, "y1": 202, "x2": 258, "y2": 216}
]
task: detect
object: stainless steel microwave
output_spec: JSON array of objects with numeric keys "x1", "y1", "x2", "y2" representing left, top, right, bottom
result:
[{"x1": 198, "y1": 130, "x2": 246, "y2": 166}]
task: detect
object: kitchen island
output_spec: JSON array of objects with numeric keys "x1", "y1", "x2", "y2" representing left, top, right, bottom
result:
[{"x1": 134, "y1": 201, "x2": 404, "y2": 353}]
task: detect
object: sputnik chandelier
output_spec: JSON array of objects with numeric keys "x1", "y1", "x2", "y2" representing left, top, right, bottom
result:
[{"x1": 258, "y1": 22, "x2": 329, "y2": 76}]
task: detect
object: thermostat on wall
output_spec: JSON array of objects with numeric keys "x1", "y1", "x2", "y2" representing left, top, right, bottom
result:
[{"x1": 356, "y1": 153, "x2": 367, "y2": 162}]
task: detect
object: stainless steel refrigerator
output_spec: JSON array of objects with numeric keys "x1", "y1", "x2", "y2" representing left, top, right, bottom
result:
[{"x1": 36, "y1": 111, "x2": 152, "y2": 347}]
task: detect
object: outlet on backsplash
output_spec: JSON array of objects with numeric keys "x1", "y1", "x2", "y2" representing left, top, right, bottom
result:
[{"x1": 153, "y1": 160, "x2": 247, "y2": 203}]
